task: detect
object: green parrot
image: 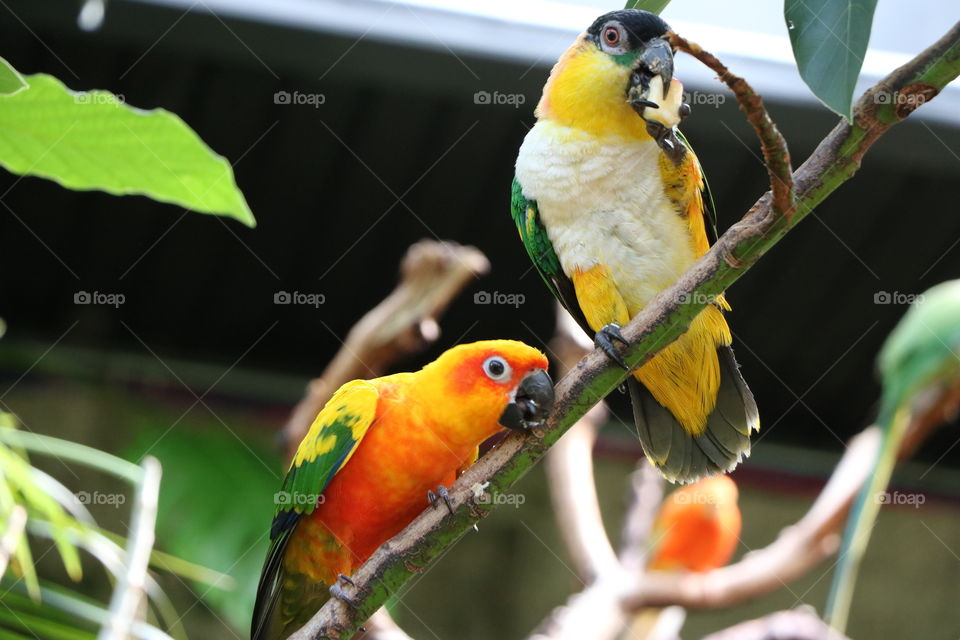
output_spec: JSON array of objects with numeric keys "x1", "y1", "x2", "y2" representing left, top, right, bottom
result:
[{"x1": 826, "y1": 279, "x2": 960, "y2": 631}]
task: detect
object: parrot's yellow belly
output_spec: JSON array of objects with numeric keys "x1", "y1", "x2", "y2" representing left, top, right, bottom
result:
[{"x1": 515, "y1": 120, "x2": 695, "y2": 314}]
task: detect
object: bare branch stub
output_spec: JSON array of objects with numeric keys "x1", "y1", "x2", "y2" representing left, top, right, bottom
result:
[
  {"x1": 545, "y1": 304, "x2": 617, "y2": 584},
  {"x1": 618, "y1": 463, "x2": 664, "y2": 574},
  {"x1": 282, "y1": 240, "x2": 490, "y2": 460},
  {"x1": 667, "y1": 30, "x2": 795, "y2": 218}
]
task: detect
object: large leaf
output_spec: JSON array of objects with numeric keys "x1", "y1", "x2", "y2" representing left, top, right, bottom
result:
[
  {"x1": 785, "y1": 0, "x2": 878, "y2": 120},
  {"x1": 625, "y1": 0, "x2": 671, "y2": 13},
  {"x1": 0, "y1": 57, "x2": 26, "y2": 96},
  {"x1": 0, "y1": 73, "x2": 255, "y2": 226}
]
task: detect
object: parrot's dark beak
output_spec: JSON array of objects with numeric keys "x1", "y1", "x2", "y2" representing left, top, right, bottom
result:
[
  {"x1": 626, "y1": 37, "x2": 674, "y2": 115},
  {"x1": 499, "y1": 369, "x2": 555, "y2": 431},
  {"x1": 626, "y1": 36, "x2": 689, "y2": 161}
]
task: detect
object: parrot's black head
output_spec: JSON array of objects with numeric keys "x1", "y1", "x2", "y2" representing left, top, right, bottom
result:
[
  {"x1": 583, "y1": 9, "x2": 683, "y2": 127},
  {"x1": 585, "y1": 9, "x2": 671, "y2": 52}
]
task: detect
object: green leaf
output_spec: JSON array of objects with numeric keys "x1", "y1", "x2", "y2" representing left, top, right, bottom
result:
[
  {"x1": 785, "y1": 0, "x2": 878, "y2": 120},
  {"x1": 0, "y1": 73, "x2": 255, "y2": 226},
  {"x1": 0, "y1": 57, "x2": 27, "y2": 96},
  {"x1": 624, "y1": 0, "x2": 671, "y2": 13}
]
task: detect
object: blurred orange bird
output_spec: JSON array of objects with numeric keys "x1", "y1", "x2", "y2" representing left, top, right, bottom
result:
[
  {"x1": 626, "y1": 476, "x2": 742, "y2": 639},
  {"x1": 649, "y1": 475, "x2": 741, "y2": 571}
]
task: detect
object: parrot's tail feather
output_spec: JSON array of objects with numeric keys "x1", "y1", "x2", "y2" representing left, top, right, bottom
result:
[
  {"x1": 251, "y1": 524, "x2": 294, "y2": 640},
  {"x1": 252, "y1": 512, "x2": 332, "y2": 640},
  {"x1": 630, "y1": 346, "x2": 759, "y2": 483},
  {"x1": 825, "y1": 404, "x2": 909, "y2": 633}
]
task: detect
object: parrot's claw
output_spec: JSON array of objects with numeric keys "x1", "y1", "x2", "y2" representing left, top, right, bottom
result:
[
  {"x1": 595, "y1": 324, "x2": 631, "y2": 370},
  {"x1": 329, "y1": 574, "x2": 366, "y2": 608},
  {"x1": 427, "y1": 485, "x2": 455, "y2": 515},
  {"x1": 329, "y1": 583, "x2": 358, "y2": 608}
]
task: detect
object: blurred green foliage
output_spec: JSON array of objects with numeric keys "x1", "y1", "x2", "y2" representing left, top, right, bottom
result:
[{"x1": 125, "y1": 419, "x2": 280, "y2": 629}]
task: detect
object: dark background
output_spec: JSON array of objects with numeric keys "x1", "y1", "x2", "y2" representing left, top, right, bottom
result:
[
  {"x1": 3, "y1": 1, "x2": 960, "y2": 455},
  {"x1": 1, "y1": 1, "x2": 959, "y2": 638}
]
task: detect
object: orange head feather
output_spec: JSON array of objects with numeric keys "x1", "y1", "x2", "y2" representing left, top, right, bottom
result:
[
  {"x1": 416, "y1": 339, "x2": 552, "y2": 447},
  {"x1": 649, "y1": 475, "x2": 742, "y2": 572}
]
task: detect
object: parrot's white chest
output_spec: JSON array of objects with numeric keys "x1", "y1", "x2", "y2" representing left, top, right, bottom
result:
[{"x1": 515, "y1": 120, "x2": 696, "y2": 313}]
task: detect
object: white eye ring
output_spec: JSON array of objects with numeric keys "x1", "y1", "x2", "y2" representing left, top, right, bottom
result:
[
  {"x1": 482, "y1": 356, "x2": 512, "y2": 382},
  {"x1": 599, "y1": 22, "x2": 628, "y2": 55}
]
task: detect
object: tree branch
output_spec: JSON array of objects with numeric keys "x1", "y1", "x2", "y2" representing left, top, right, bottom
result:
[
  {"x1": 621, "y1": 427, "x2": 880, "y2": 611},
  {"x1": 543, "y1": 306, "x2": 617, "y2": 585},
  {"x1": 618, "y1": 463, "x2": 664, "y2": 574},
  {"x1": 290, "y1": 22, "x2": 960, "y2": 640},
  {"x1": 667, "y1": 31, "x2": 795, "y2": 217},
  {"x1": 701, "y1": 607, "x2": 851, "y2": 640}
]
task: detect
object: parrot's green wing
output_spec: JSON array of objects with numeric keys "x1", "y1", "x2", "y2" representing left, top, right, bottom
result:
[
  {"x1": 826, "y1": 280, "x2": 960, "y2": 632},
  {"x1": 511, "y1": 177, "x2": 591, "y2": 334},
  {"x1": 251, "y1": 380, "x2": 379, "y2": 640}
]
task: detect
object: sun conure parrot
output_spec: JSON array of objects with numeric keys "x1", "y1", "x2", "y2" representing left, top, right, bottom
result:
[
  {"x1": 826, "y1": 280, "x2": 960, "y2": 633},
  {"x1": 625, "y1": 475, "x2": 742, "y2": 639},
  {"x1": 250, "y1": 340, "x2": 554, "y2": 639},
  {"x1": 512, "y1": 9, "x2": 758, "y2": 483},
  {"x1": 648, "y1": 474, "x2": 741, "y2": 572}
]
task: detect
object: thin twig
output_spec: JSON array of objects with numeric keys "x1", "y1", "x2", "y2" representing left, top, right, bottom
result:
[
  {"x1": 667, "y1": 30, "x2": 795, "y2": 217},
  {"x1": 101, "y1": 457, "x2": 161, "y2": 640}
]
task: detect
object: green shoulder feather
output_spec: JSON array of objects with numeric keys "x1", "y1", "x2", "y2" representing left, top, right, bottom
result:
[
  {"x1": 251, "y1": 380, "x2": 379, "y2": 639},
  {"x1": 511, "y1": 177, "x2": 591, "y2": 334},
  {"x1": 279, "y1": 380, "x2": 378, "y2": 519}
]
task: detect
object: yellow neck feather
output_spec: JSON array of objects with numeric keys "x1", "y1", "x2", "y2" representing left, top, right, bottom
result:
[{"x1": 536, "y1": 37, "x2": 652, "y2": 141}]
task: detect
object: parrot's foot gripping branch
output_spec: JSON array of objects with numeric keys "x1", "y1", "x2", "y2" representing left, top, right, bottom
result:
[
  {"x1": 427, "y1": 485, "x2": 455, "y2": 515},
  {"x1": 329, "y1": 574, "x2": 366, "y2": 608},
  {"x1": 594, "y1": 323, "x2": 631, "y2": 371}
]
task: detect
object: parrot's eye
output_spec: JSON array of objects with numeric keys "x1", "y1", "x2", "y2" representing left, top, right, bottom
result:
[
  {"x1": 599, "y1": 22, "x2": 628, "y2": 54},
  {"x1": 604, "y1": 26, "x2": 621, "y2": 46},
  {"x1": 482, "y1": 356, "x2": 512, "y2": 382}
]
